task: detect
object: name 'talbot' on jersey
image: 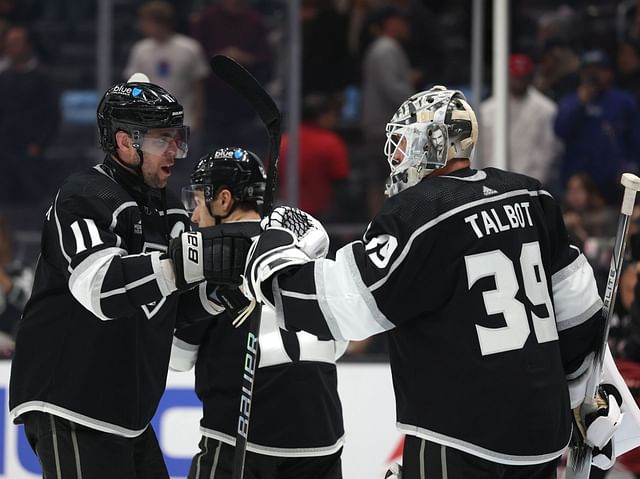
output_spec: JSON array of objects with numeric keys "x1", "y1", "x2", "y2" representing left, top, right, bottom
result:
[{"x1": 271, "y1": 167, "x2": 603, "y2": 464}]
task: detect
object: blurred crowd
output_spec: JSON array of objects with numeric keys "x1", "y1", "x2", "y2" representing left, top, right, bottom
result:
[{"x1": 2, "y1": 0, "x2": 640, "y2": 372}]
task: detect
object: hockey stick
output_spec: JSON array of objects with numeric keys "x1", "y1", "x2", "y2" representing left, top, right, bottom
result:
[
  {"x1": 565, "y1": 172, "x2": 640, "y2": 479},
  {"x1": 210, "y1": 54, "x2": 282, "y2": 479}
]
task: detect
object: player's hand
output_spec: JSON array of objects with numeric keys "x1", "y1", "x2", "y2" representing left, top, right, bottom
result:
[
  {"x1": 199, "y1": 226, "x2": 252, "y2": 286},
  {"x1": 166, "y1": 229, "x2": 252, "y2": 291},
  {"x1": 262, "y1": 206, "x2": 329, "y2": 260},
  {"x1": 243, "y1": 207, "x2": 329, "y2": 308},
  {"x1": 166, "y1": 231, "x2": 207, "y2": 291},
  {"x1": 573, "y1": 384, "x2": 623, "y2": 470},
  {"x1": 211, "y1": 285, "x2": 255, "y2": 327}
]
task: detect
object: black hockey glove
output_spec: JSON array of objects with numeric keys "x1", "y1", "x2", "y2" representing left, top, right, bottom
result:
[
  {"x1": 572, "y1": 384, "x2": 623, "y2": 470},
  {"x1": 211, "y1": 285, "x2": 255, "y2": 327},
  {"x1": 166, "y1": 228, "x2": 252, "y2": 292}
]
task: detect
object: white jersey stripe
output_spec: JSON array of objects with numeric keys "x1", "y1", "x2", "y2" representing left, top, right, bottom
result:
[
  {"x1": 397, "y1": 422, "x2": 567, "y2": 465},
  {"x1": 199, "y1": 427, "x2": 345, "y2": 457},
  {"x1": 315, "y1": 245, "x2": 394, "y2": 341},
  {"x1": 100, "y1": 272, "x2": 157, "y2": 299},
  {"x1": 69, "y1": 247, "x2": 126, "y2": 321},
  {"x1": 53, "y1": 192, "x2": 73, "y2": 274},
  {"x1": 109, "y1": 201, "x2": 137, "y2": 231},
  {"x1": 552, "y1": 257, "x2": 602, "y2": 331}
]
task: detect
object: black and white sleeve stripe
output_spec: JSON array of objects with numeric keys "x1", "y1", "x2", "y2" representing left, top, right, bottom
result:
[
  {"x1": 274, "y1": 242, "x2": 396, "y2": 341},
  {"x1": 69, "y1": 249, "x2": 177, "y2": 320}
]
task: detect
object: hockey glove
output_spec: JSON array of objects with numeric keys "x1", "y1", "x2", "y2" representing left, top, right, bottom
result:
[
  {"x1": 211, "y1": 285, "x2": 256, "y2": 328},
  {"x1": 243, "y1": 206, "x2": 329, "y2": 311},
  {"x1": 166, "y1": 229, "x2": 252, "y2": 291},
  {"x1": 573, "y1": 384, "x2": 623, "y2": 470}
]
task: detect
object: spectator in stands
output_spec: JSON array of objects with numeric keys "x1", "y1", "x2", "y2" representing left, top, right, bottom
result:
[
  {"x1": 301, "y1": 0, "x2": 351, "y2": 96},
  {"x1": 562, "y1": 172, "x2": 616, "y2": 248},
  {"x1": 190, "y1": 0, "x2": 271, "y2": 151},
  {"x1": 554, "y1": 49, "x2": 640, "y2": 204},
  {"x1": 392, "y1": 0, "x2": 443, "y2": 87},
  {"x1": 279, "y1": 93, "x2": 351, "y2": 222},
  {"x1": 124, "y1": 1, "x2": 209, "y2": 140},
  {"x1": 0, "y1": 215, "x2": 33, "y2": 358},
  {"x1": 479, "y1": 53, "x2": 561, "y2": 188},
  {"x1": 0, "y1": 24, "x2": 59, "y2": 205},
  {"x1": 617, "y1": 36, "x2": 640, "y2": 103},
  {"x1": 362, "y1": 6, "x2": 416, "y2": 217},
  {"x1": 534, "y1": 39, "x2": 580, "y2": 102}
]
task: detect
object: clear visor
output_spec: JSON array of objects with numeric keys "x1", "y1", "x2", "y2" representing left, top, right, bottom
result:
[
  {"x1": 181, "y1": 184, "x2": 209, "y2": 214},
  {"x1": 138, "y1": 127, "x2": 190, "y2": 159}
]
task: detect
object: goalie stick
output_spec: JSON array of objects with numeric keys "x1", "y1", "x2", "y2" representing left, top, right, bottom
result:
[
  {"x1": 565, "y1": 173, "x2": 640, "y2": 479},
  {"x1": 210, "y1": 54, "x2": 282, "y2": 479}
]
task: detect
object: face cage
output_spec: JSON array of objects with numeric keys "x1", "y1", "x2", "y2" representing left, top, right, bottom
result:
[
  {"x1": 131, "y1": 126, "x2": 190, "y2": 159},
  {"x1": 383, "y1": 122, "x2": 449, "y2": 196}
]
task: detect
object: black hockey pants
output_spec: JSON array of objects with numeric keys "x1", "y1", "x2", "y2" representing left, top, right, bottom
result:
[
  {"x1": 22, "y1": 411, "x2": 169, "y2": 479},
  {"x1": 187, "y1": 436, "x2": 342, "y2": 479},
  {"x1": 403, "y1": 436, "x2": 558, "y2": 479}
]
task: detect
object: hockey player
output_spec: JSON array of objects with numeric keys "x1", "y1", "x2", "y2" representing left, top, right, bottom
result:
[
  {"x1": 241, "y1": 86, "x2": 623, "y2": 478},
  {"x1": 171, "y1": 147, "x2": 346, "y2": 479},
  {"x1": 9, "y1": 78, "x2": 229, "y2": 478}
]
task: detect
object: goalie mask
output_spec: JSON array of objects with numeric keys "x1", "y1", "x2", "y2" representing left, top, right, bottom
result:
[
  {"x1": 384, "y1": 85, "x2": 478, "y2": 197},
  {"x1": 182, "y1": 147, "x2": 267, "y2": 215}
]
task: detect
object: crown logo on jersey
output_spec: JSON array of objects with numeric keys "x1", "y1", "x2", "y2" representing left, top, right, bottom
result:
[
  {"x1": 483, "y1": 186, "x2": 498, "y2": 196},
  {"x1": 134, "y1": 221, "x2": 142, "y2": 235}
]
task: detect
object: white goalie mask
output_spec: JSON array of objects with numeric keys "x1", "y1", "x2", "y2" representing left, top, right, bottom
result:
[{"x1": 384, "y1": 86, "x2": 478, "y2": 197}]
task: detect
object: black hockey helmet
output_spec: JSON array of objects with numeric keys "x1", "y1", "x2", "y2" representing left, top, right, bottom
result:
[
  {"x1": 97, "y1": 81, "x2": 189, "y2": 158},
  {"x1": 182, "y1": 147, "x2": 266, "y2": 213}
]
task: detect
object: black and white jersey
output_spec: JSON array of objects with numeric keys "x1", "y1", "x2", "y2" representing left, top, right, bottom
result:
[
  {"x1": 171, "y1": 221, "x2": 346, "y2": 458},
  {"x1": 272, "y1": 167, "x2": 604, "y2": 465},
  {"x1": 9, "y1": 157, "x2": 212, "y2": 437}
]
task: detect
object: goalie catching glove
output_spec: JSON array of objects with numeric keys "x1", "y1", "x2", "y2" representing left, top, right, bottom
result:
[
  {"x1": 165, "y1": 227, "x2": 252, "y2": 292},
  {"x1": 573, "y1": 383, "x2": 623, "y2": 470},
  {"x1": 242, "y1": 206, "x2": 329, "y2": 310}
]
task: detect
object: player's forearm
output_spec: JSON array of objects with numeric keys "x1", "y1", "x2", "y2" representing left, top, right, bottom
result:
[
  {"x1": 275, "y1": 252, "x2": 391, "y2": 341},
  {"x1": 69, "y1": 249, "x2": 176, "y2": 320}
]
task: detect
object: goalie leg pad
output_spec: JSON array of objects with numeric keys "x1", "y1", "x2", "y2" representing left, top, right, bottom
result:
[{"x1": 244, "y1": 227, "x2": 312, "y2": 308}]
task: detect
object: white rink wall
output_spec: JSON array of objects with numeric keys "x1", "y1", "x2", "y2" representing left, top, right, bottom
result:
[{"x1": 0, "y1": 362, "x2": 402, "y2": 479}]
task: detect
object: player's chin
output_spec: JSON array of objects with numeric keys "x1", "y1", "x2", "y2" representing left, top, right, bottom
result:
[{"x1": 149, "y1": 174, "x2": 169, "y2": 189}]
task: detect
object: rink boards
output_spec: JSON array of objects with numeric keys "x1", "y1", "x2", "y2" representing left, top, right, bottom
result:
[{"x1": 0, "y1": 361, "x2": 401, "y2": 479}]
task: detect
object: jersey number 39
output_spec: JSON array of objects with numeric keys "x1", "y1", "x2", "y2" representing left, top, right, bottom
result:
[{"x1": 465, "y1": 241, "x2": 558, "y2": 356}]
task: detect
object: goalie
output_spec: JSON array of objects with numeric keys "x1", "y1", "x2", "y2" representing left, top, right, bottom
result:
[{"x1": 240, "y1": 86, "x2": 631, "y2": 478}]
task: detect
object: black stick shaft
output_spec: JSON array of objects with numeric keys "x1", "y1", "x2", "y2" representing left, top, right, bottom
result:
[{"x1": 210, "y1": 55, "x2": 281, "y2": 479}]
